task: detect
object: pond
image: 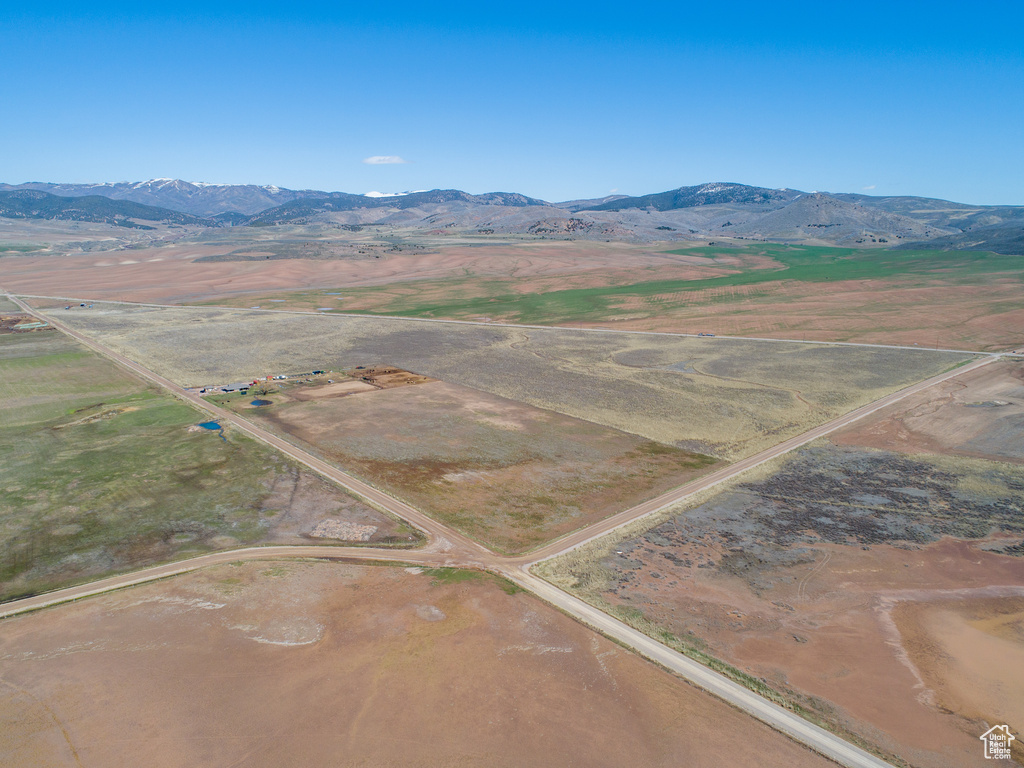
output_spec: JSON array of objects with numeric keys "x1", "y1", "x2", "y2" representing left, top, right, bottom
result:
[{"x1": 250, "y1": 399, "x2": 273, "y2": 407}]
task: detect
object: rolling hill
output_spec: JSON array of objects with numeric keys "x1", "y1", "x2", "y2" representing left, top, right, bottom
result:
[{"x1": 0, "y1": 190, "x2": 211, "y2": 229}]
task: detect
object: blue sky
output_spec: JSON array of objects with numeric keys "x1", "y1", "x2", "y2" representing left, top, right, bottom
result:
[{"x1": 2, "y1": 1, "x2": 1022, "y2": 203}]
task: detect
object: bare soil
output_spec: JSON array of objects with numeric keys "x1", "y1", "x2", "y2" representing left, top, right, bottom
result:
[
  {"x1": 893, "y1": 596, "x2": 1024, "y2": 759},
  {"x1": 288, "y1": 379, "x2": 377, "y2": 399},
  {"x1": 831, "y1": 359, "x2": 1024, "y2": 464},
  {"x1": 346, "y1": 364, "x2": 434, "y2": 388},
  {"x1": 0, "y1": 315, "x2": 52, "y2": 334},
  {"x1": 0, "y1": 562, "x2": 833, "y2": 768}
]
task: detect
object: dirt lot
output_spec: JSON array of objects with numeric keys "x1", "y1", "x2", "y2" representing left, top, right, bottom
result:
[
  {"x1": 347, "y1": 364, "x2": 434, "y2": 388},
  {"x1": 219, "y1": 379, "x2": 714, "y2": 554},
  {"x1": 540, "y1": 444, "x2": 1024, "y2": 767},
  {"x1": 289, "y1": 378, "x2": 377, "y2": 398},
  {"x1": 0, "y1": 561, "x2": 833, "y2": 768},
  {"x1": 832, "y1": 358, "x2": 1024, "y2": 463},
  {"x1": 0, "y1": 314, "x2": 52, "y2": 334},
  {"x1": 0, "y1": 331, "x2": 416, "y2": 602},
  {"x1": 43, "y1": 304, "x2": 972, "y2": 460}
]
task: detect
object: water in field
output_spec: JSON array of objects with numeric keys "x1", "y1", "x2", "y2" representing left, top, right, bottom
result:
[
  {"x1": 197, "y1": 421, "x2": 227, "y2": 442},
  {"x1": 250, "y1": 399, "x2": 272, "y2": 407}
]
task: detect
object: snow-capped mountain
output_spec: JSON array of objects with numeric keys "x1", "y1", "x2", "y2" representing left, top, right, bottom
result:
[{"x1": 0, "y1": 179, "x2": 324, "y2": 216}]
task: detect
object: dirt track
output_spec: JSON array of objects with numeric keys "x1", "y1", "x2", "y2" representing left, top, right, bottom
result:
[{"x1": 1, "y1": 292, "x2": 1004, "y2": 768}]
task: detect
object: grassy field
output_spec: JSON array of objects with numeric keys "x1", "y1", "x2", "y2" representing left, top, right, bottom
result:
[
  {"x1": 328, "y1": 245, "x2": 1021, "y2": 323},
  {"x1": 193, "y1": 244, "x2": 1024, "y2": 350},
  {"x1": 0, "y1": 295, "x2": 22, "y2": 312},
  {"x1": 49, "y1": 305, "x2": 974, "y2": 460},
  {"x1": 214, "y1": 379, "x2": 716, "y2": 554},
  {"x1": 0, "y1": 331, "x2": 416, "y2": 602},
  {"x1": 0, "y1": 244, "x2": 43, "y2": 253}
]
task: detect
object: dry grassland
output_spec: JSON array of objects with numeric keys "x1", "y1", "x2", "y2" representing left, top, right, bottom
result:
[
  {"x1": 0, "y1": 561, "x2": 834, "y2": 768},
  {"x1": 590, "y1": 278, "x2": 1024, "y2": 352},
  {"x1": 220, "y1": 379, "x2": 714, "y2": 553},
  {"x1": 0, "y1": 239, "x2": 714, "y2": 304},
  {"x1": 0, "y1": 331, "x2": 416, "y2": 602},
  {"x1": 45, "y1": 304, "x2": 972, "y2": 460},
  {"x1": 537, "y1": 443, "x2": 1024, "y2": 768}
]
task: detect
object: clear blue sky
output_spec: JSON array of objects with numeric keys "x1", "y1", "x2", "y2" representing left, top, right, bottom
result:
[{"x1": 2, "y1": 1, "x2": 1022, "y2": 204}]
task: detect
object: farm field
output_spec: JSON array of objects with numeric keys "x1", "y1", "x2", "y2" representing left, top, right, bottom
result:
[
  {"x1": 40, "y1": 303, "x2": 973, "y2": 460},
  {"x1": 538, "y1": 436, "x2": 1024, "y2": 767},
  {"x1": 0, "y1": 237, "x2": 724, "y2": 303},
  {"x1": 0, "y1": 331, "x2": 417, "y2": 602},
  {"x1": 8, "y1": 236, "x2": 1022, "y2": 349},
  {"x1": 205, "y1": 243, "x2": 1024, "y2": 351},
  {"x1": 0, "y1": 560, "x2": 834, "y2": 768},
  {"x1": 215, "y1": 376, "x2": 715, "y2": 553}
]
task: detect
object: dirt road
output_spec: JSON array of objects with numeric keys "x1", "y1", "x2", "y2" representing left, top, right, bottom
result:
[
  {"x1": 3, "y1": 291, "x2": 1001, "y2": 768},
  {"x1": 510, "y1": 354, "x2": 996, "y2": 564},
  {"x1": 15, "y1": 293, "x2": 1005, "y2": 356}
]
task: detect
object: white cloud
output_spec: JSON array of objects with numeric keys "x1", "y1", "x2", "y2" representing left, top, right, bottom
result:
[
  {"x1": 609, "y1": 188, "x2": 619, "y2": 193},
  {"x1": 862, "y1": 184, "x2": 876, "y2": 190},
  {"x1": 362, "y1": 155, "x2": 409, "y2": 165}
]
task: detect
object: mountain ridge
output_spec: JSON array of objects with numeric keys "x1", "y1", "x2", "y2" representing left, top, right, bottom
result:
[{"x1": 2, "y1": 180, "x2": 1022, "y2": 254}]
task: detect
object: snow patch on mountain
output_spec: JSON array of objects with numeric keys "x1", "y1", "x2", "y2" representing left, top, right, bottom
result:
[{"x1": 364, "y1": 190, "x2": 427, "y2": 198}]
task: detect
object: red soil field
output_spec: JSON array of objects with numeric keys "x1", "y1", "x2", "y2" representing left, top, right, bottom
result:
[
  {"x1": 0, "y1": 561, "x2": 832, "y2": 768},
  {"x1": 606, "y1": 537, "x2": 1024, "y2": 768},
  {"x1": 831, "y1": 358, "x2": 1024, "y2": 463}
]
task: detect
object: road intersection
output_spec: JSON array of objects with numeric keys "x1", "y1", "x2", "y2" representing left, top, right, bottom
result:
[{"x1": 1, "y1": 292, "x2": 1006, "y2": 767}]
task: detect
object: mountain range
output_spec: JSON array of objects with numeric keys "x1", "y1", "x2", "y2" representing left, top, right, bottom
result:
[{"x1": 1, "y1": 180, "x2": 1022, "y2": 254}]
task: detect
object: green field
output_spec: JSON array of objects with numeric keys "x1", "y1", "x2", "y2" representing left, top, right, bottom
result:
[
  {"x1": 220, "y1": 244, "x2": 1022, "y2": 326},
  {"x1": 0, "y1": 331, "x2": 410, "y2": 602},
  {"x1": 0, "y1": 295, "x2": 22, "y2": 312},
  {"x1": 0, "y1": 244, "x2": 43, "y2": 253}
]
